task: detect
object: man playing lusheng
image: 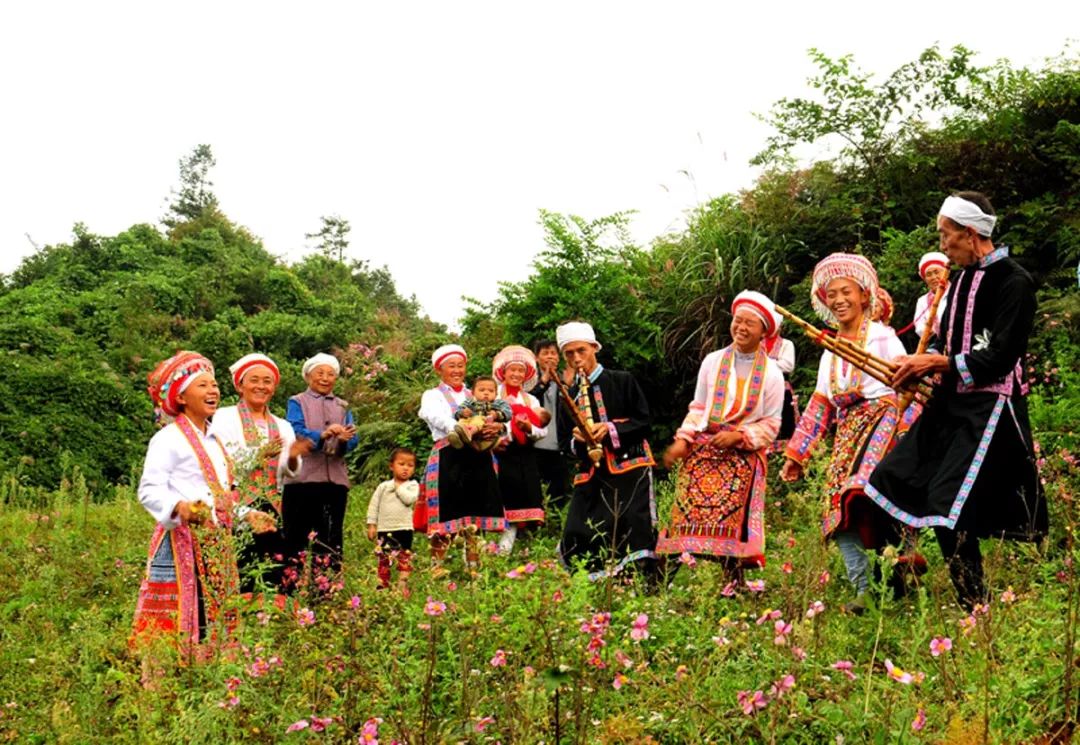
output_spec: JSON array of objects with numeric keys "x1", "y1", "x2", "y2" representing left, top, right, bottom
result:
[
  {"x1": 556, "y1": 321, "x2": 658, "y2": 580},
  {"x1": 867, "y1": 191, "x2": 1047, "y2": 610}
]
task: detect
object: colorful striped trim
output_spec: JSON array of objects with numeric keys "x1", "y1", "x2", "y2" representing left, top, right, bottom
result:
[
  {"x1": 585, "y1": 550, "x2": 658, "y2": 582},
  {"x1": 865, "y1": 396, "x2": 1005, "y2": 529},
  {"x1": 978, "y1": 246, "x2": 1009, "y2": 267},
  {"x1": 428, "y1": 516, "x2": 506, "y2": 535},
  {"x1": 504, "y1": 508, "x2": 545, "y2": 524},
  {"x1": 955, "y1": 354, "x2": 975, "y2": 387},
  {"x1": 784, "y1": 392, "x2": 833, "y2": 464}
]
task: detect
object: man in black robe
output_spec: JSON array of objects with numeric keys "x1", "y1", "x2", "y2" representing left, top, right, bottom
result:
[
  {"x1": 555, "y1": 321, "x2": 657, "y2": 580},
  {"x1": 867, "y1": 191, "x2": 1047, "y2": 609}
]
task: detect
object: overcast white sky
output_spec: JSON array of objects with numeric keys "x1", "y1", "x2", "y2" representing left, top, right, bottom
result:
[{"x1": 1, "y1": 2, "x2": 1075, "y2": 327}]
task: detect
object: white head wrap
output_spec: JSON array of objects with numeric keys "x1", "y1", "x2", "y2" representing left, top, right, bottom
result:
[
  {"x1": 229, "y1": 353, "x2": 280, "y2": 389},
  {"x1": 431, "y1": 344, "x2": 467, "y2": 370},
  {"x1": 939, "y1": 196, "x2": 996, "y2": 237},
  {"x1": 731, "y1": 290, "x2": 780, "y2": 338},
  {"x1": 555, "y1": 322, "x2": 602, "y2": 351},
  {"x1": 918, "y1": 251, "x2": 949, "y2": 279},
  {"x1": 302, "y1": 353, "x2": 341, "y2": 378}
]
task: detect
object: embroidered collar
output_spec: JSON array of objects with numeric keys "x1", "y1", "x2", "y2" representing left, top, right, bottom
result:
[
  {"x1": 587, "y1": 364, "x2": 604, "y2": 384},
  {"x1": 978, "y1": 246, "x2": 1009, "y2": 268}
]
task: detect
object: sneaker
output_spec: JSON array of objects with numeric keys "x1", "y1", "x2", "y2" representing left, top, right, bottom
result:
[{"x1": 498, "y1": 526, "x2": 517, "y2": 556}]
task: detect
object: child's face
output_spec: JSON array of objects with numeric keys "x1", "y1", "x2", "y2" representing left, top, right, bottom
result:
[
  {"x1": 391, "y1": 454, "x2": 416, "y2": 481},
  {"x1": 473, "y1": 381, "x2": 497, "y2": 402}
]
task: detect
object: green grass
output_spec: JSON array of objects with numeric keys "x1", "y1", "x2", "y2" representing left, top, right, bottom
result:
[{"x1": 0, "y1": 461, "x2": 1075, "y2": 744}]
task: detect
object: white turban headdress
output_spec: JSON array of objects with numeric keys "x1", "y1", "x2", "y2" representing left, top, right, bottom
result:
[
  {"x1": 939, "y1": 195, "x2": 996, "y2": 237},
  {"x1": 555, "y1": 322, "x2": 602, "y2": 351},
  {"x1": 302, "y1": 353, "x2": 341, "y2": 378},
  {"x1": 731, "y1": 290, "x2": 780, "y2": 338}
]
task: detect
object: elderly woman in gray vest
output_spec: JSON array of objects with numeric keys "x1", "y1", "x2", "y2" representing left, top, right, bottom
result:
[{"x1": 282, "y1": 353, "x2": 359, "y2": 587}]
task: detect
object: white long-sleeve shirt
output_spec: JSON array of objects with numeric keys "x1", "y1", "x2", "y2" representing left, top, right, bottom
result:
[
  {"x1": 913, "y1": 291, "x2": 947, "y2": 339},
  {"x1": 768, "y1": 337, "x2": 796, "y2": 375},
  {"x1": 366, "y1": 479, "x2": 421, "y2": 532},
  {"x1": 419, "y1": 384, "x2": 470, "y2": 441},
  {"x1": 812, "y1": 321, "x2": 906, "y2": 403},
  {"x1": 209, "y1": 405, "x2": 302, "y2": 482},
  {"x1": 138, "y1": 420, "x2": 231, "y2": 529},
  {"x1": 675, "y1": 347, "x2": 785, "y2": 450}
]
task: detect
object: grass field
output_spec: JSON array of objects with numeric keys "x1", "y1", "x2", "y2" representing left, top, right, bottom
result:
[{"x1": 0, "y1": 451, "x2": 1075, "y2": 744}]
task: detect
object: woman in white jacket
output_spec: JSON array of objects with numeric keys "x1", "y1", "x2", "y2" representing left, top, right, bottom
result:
[{"x1": 210, "y1": 353, "x2": 311, "y2": 595}]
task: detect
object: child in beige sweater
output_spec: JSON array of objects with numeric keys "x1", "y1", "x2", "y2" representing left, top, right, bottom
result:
[{"x1": 366, "y1": 448, "x2": 420, "y2": 592}]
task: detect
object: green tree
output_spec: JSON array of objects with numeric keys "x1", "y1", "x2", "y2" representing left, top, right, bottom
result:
[
  {"x1": 163, "y1": 144, "x2": 219, "y2": 228},
  {"x1": 306, "y1": 214, "x2": 351, "y2": 263}
]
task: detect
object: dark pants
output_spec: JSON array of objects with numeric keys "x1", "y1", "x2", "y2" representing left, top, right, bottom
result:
[
  {"x1": 934, "y1": 527, "x2": 985, "y2": 610},
  {"x1": 535, "y1": 448, "x2": 571, "y2": 509},
  {"x1": 281, "y1": 482, "x2": 349, "y2": 587},
  {"x1": 236, "y1": 513, "x2": 289, "y2": 594}
]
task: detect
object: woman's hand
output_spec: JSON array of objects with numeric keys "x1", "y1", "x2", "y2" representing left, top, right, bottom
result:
[
  {"x1": 367, "y1": 525, "x2": 377, "y2": 541},
  {"x1": 708, "y1": 430, "x2": 744, "y2": 450},
  {"x1": 289, "y1": 438, "x2": 313, "y2": 460},
  {"x1": 173, "y1": 500, "x2": 205, "y2": 525},
  {"x1": 245, "y1": 510, "x2": 278, "y2": 534},
  {"x1": 779, "y1": 459, "x2": 803, "y2": 483},
  {"x1": 662, "y1": 439, "x2": 690, "y2": 469}
]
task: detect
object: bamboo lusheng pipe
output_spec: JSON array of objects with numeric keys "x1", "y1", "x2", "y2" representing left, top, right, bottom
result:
[
  {"x1": 775, "y1": 305, "x2": 933, "y2": 405},
  {"x1": 552, "y1": 369, "x2": 604, "y2": 468},
  {"x1": 898, "y1": 279, "x2": 948, "y2": 413}
]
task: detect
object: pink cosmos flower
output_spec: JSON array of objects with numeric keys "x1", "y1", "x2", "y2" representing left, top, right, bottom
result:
[
  {"x1": 756, "y1": 609, "x2": 782, "y2": 625},
  {"x1": 490, "y1": 649, "x2": 507, "y2": 667},
  {"x1": 818, "y1": 570, "x2": 831, "y2": 586},
  {"x1": 424, "y1": 597, "x2": 447, "y2": 616},
  {"x1": 485, "y1": 541, "x2": 500, "y2": 554},
  {"x1": 737, "y1": 689, "x2": 768, "y2": 715},
  {"x1": 552, "y1": 590, "x2": 564, "y2": 602},
  {"x1": 720, "y1": 581, "x2": 738, "y2": 597},
  {"x1": 226, "y1": 676, "x2": 242, "y2": 691},
  {"x1": 295, "y1": 608, "x2": 315, "y2": 627},
  {"x1": 612, "y1": 673, "x2": 629, "y2": 690},
  {"x1": 773, "y1": 619, "x2": 792, "y2": 646},
  {"x1": 630, "y1": 613, "x2": 650, "y2": 641},
  {"x1": 310, "y1": 716, "x2": 333, "y2": 732},
  {"x1": 614, "y1": 649, "x2": 633, "y2": 669},
  {"x1": 959, "y1": 615, "x2": 977, "y2": 636},
  {"x1": 490, "y1": 614, "x2": 503, "y2": 624},
  {"x1": 973, "y1": 602, "x2": 990, "y2": 617},
  {"x1": 679, "y1": 552, "x2": 697, "y2": 567},
  {"x1": 218, "y1": 695, "x2": 239, "y2": 709},
  {"x1": 781, "y1": 562, "x2": 794, "y2": 574},
  {"x1": 286, "y1": 719, "x2": 309, "y2": 733},
  {"x1": 912, "y1": 709, "x2": 926, "y2": 732},
  {"x1": 712, "y1": 635, "x2": 731, "y2": 647},
  {"x1": 474, "y1": 715, "x2": 495, "y2": 732},
  {"x1": 447, "y1": 582, "x2": 458, "y2": 592},
  {"x1": 884, "y1": 659, "x2": 914, "y2": 685},
  {"x1": 929, "y1": 636, "x2": 953, "y2": 657},
  {"x1": 832, "y1": 660, "x2": 857, "y2": 680},
  {"x1": 350, "y1": 595, "x2": 361, "y2": 609},
  {"x1": 770, "y1": 674, "x2": 796, "y2": 699},
  {"x1": 790, "y1": 646, "x2": 807, "y2": 661},
  {"x1": 806, "y1": 601, "x2": 826, "y2": 619},
  {"x1": 745, "y1": 579, "x2": 766, "y2": 593},
  {"x1": 1000, "y1": 586, "x2": 1017, "y2": 604}
]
